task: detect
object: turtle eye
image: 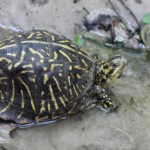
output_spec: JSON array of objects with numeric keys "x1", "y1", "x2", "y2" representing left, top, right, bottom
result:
[{"x1": 112, "y1": 63, "x2": 119, "y2": 68}]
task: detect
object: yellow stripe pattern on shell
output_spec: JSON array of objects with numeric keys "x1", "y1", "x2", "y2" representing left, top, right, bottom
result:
[{"x1": 0, "y1": 30, "x2": 93, "y2": 124}]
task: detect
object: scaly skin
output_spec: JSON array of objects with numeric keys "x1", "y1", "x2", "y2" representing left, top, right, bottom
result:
[{"x1": 93, "y1": 55, "x2": 127, "y2": 111}]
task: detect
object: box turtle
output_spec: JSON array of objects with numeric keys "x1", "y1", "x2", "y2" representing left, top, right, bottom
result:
[{"x1": 0, "y1": 30, "x2": 127, "y2": 143}]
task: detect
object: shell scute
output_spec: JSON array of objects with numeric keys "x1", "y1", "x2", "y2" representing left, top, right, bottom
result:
[{"x1": 0, "y1": 30, "x2": 94, "y2": 125}]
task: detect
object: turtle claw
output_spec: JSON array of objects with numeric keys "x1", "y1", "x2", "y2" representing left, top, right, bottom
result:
[
  {"x1": 107, "y1": 103, "x2": 120, "y2": 113},
  {"x1": 0, "y1": 124, "x2": 17, "y2": 144}
]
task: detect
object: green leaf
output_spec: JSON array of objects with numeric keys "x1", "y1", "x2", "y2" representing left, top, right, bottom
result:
[
  {"x1": 140, "y1": 26, "x2": 149, "y2": 45},
  {"x1": 141, "y1": 12, "x2": 150, "y2": 24},
  {"x1": 73, "y1": 35, "x2": 84, "y2": 46}
]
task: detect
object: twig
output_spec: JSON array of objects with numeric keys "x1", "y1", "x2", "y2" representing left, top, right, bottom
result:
[
  {"x1": 108, "y1": 0, "x2": 141, "y2": 30},
  {"x1": 108, "y1": 0, "x2": 125, "y2": 21},
  {"x1": 83, "y1": 7, "x2": 89, "y2": 14},
  {"x1": 119, "y1": 0, "x2": 141, "y2": 29}
]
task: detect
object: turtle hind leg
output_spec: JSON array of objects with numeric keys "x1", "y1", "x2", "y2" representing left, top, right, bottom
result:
[{"x1": 0, "y1": 123, "x2": 17, "y2": 144}]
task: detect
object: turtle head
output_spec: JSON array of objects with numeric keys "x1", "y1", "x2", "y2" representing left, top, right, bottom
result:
[{"x1": 95, "y1": 55, "x2": 127, "y2": 88}]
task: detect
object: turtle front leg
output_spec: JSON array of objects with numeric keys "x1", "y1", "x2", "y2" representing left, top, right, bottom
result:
[{"x1": 94, "y1": 85, "x2": 117, "y2": 112}]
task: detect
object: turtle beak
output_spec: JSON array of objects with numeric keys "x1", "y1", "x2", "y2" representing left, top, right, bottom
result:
[{"x1": 118, "y1": 62, "x2": 127, "y2": 78}]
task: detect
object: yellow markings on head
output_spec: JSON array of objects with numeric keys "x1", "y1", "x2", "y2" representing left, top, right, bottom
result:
[
  {"x1": 10, "y1": 79, "x2": 15, "y2": 103},
  {"x1": 17, "y1": 77, "x2": 36, "y2": 113},
  {"x1": 39, "y1": 100, "x2": 46, "y2": 114},
  {"x1": 69, "y1": 65, "x2": 73, "y2": 70},
  {"x1": 77, "y1": 74, "x2": 81, "y2": 79},
  {"x1": 81, "y1": 59, "x2": 88, "y2": 68},
  {"x1": 49, "y1": 85, "x2": 58, "y2": 110},
  {"x1": 68, "y1": 75, "x2": 71, "y2": 86},
  {"x1": 59, "y1": 50, "x2": 72, "y2": 62},
  {"x1": 0, "y1": 44, "x2": 17, "y2": 50},
  {"x1": 22, "y1": 64, "x2": 33, "y2": 68},
  {"x1": 54, "y1": 51, "x2": 58, "y2": 59},
  {"x1": 0, "y1": 91, "x2": 4, "y2": 102},
  {"x1": 43, "y1": 74, "x2": 49, "y2": 85},
  {"x1": 14, "y1": 51, "x2": 26, "y2": 67},
  {"x1": 73, "y1": 85, "x2": 78, "y2": 96},
  {"x1": 27, "y1": 33, "x2": 35, "y2": 39},
  {"x1": 20, "y1": 90, "x2": 24, "y2": 109},
  {"x1": 0, "y1": 102, "x2": 11, "y2": 113},
  {"x1": 29, "y1": 47, "x2": 44, "y2": 59},
  {"x1": 7, "y1": 53, "x2": 16, "y2": 57},
  {"x1": 53, "y1": 76, "x2": 62, "y2": 92},
  {"x1": 59, "y1": 96, "x2": 66, "y2": 107},
  {"x1": 35, "y1": 115, "x2": 49, "y2": 122},
  {"x1": 43, "y1": 67, "x2": 47, "y2": 71},
  {"x1": 0, "y1": 57, "x2": 11, "y2": 63}
]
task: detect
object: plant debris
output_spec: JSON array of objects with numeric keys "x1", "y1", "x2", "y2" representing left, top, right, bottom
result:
[{"x1": 80, "y1": 1, "x2": 149, "y2": 52}]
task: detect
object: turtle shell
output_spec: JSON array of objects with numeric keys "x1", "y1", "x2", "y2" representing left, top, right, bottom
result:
[{"x1": 0, "y1": 30, "x2": 95, "y2": 127}]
